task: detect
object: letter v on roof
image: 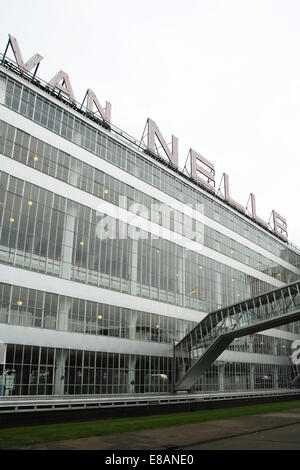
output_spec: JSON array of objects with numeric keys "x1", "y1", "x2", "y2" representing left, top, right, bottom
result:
[{"x1": 7, "y1": 34, "x2": 44, "y2": 74}]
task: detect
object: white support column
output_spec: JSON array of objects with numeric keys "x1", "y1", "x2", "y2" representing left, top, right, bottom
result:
[
  {"x1": 55, "y1": 168, "x2": 81, "y2": 395},
  {"x1": 248, "y1": 336, "x2": 254, "y2": 353},
  {"x1": 218, "y1": 363, "x2": 225, "y2": 391},
  {"x1": 57, "y1": 297, "x2": 72, "y2": 331},
  {"x1": 177, "y1": 256, "x2": 185, "y2": 307},
  {"x1": 130, "y1": 239, "x2": 138, "y2": 296},
  {"x1": 0, "y1": 76, "x2": 6, "y2": 104},
  {"x1": 129, "y1": 310, "x2": 138, "y2": 340},
  {"x1": 274, "y1": 367, "x2": 279, "y2": 388},
  {"x1": 54, "y1": 349, "x2": 68, "y2": 395},
  {"x1": 250, "y1": 364, "x2": 255, "y2": 390},
  {"x1": 126, "y1": 309, "x2": 138, "y2": 393},
  {"x1": 61, "y1": 169, "x2": 80, "y2": 280},
  {"x1": 127, "y1": 354, "x2": 136, "y2": 394}
]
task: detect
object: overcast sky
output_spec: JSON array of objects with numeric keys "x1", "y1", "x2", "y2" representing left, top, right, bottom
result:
[{"x1": 1, "y1": 0, "x2": 300, "y2": 247}]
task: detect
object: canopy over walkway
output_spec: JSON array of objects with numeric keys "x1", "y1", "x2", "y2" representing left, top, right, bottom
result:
[{"x1": 175, "y1": 280, "x2": 300, "y2": 391}]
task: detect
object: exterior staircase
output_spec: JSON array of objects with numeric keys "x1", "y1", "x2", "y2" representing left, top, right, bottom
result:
[{"x1": 175, "y1": 280, "x2": 300, "y2": 391}]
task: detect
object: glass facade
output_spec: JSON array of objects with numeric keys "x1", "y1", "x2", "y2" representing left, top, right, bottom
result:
[
  {"x1": 0, "y1": 344, "x2": 292, "y2": 396},
  {"x1": 1, "y1": 170, "x2": 281, "y2": 311},
  {"x1": 1, "y1": 71, "x2": 299, "y2": 265},
  {"x1": 0, "y1": 283, "x2": 192, "y2": 343},
  {"x1": 0, "y1": 65, "x2": 299, "y2": 396},
  {"x1": 2, "y1": 344, "x2": 172, "y2": 395},
  {"x1": 0, "y1": 119, "x2": 298, "y2": 286}
]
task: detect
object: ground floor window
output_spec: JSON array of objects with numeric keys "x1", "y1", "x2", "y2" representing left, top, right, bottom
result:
[{"x1": 0, "y1": 344, "x2": 293, "y2": 396}]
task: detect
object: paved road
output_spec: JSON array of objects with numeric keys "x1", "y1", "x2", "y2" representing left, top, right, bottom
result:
[
  {"x1": 188, "y1": 421, "x2": 300, "y2": 449},
  {"x1": 14, "y1": 408, "x2": 300, "y2": 450}
]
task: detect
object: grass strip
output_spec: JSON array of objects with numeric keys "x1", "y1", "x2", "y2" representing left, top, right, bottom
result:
[{"x1": 1, "y1": 399, "x2": 300, "y2": 448}]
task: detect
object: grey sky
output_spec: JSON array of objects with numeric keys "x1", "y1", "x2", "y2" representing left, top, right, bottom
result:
[{"x1": 1, "y1": 0, "x2": 299, "y2": 246}]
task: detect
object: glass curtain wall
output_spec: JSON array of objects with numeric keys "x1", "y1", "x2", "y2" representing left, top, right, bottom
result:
[
  {"x1": 1, "y1": 72, "x2": 299, "y2": 266},
  {"x1": 0, "y1": 343, "x2": 292, "y2": 397},
  {"x1": 0, "y1": 170, "x2": 283, "y2": 312},
  {"x1": 0, "y1": 119, "x2": 298, "y2": 285}
]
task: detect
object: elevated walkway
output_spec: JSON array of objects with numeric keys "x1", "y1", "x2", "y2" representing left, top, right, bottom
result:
[{"x1": 175, "y1": 280, "x2": 300, "y2": 391}]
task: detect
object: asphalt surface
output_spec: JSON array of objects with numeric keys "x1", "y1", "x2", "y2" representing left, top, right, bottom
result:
[{"x1": 13, "y1": 407, "x2": 300, "y2": 450}]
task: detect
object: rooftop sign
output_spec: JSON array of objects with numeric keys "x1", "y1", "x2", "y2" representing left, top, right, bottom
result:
[{"x1": 2, "y1": 34, "x2": 288, "y2": 241}]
